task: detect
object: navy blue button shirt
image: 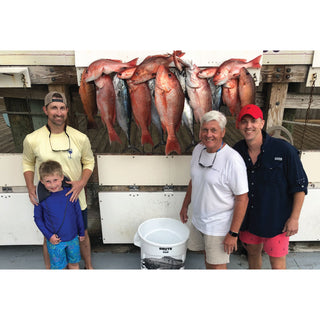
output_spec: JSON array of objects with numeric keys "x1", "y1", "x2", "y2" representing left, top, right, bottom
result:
[{"x1": 233, "y1": 131, "x2": 308, "y2": 238}]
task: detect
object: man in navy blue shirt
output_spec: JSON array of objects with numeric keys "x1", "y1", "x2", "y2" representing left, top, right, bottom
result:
[{"x1": 234, "y1": 104, "x2": 308, "y2": 269}]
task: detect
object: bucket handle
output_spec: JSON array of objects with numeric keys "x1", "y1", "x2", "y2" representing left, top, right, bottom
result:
[{"x1": 133, "y1": 232, "x2": 141, "y2": 247}]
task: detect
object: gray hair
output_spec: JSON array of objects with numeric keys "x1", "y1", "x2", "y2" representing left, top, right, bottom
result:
[{"x1": 200, "y1": 110, "x2": 227, "y2": 130}]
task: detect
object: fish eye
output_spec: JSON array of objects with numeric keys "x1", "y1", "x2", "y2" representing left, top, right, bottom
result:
[{"x1": 152, "y1": 73, "x2": 156, "y2": 77}]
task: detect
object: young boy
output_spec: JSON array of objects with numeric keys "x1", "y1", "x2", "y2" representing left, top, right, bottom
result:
[{"x1": 34, "y1": 160, "x2": 85, "y2": 269}]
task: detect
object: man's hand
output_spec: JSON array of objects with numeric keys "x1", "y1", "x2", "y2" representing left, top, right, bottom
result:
[
  {"x1": 223, "y1": 233, "x2": 238, "y2": 254},
  {"x1": 28, "y1": 186, "x2": 39, "y2": 206},
  {"x1": 282, "y1": 217, "x2": 299, "y2": 237},
  {"x1": 65, "y1": 180, "x2": 85, "y2": 202},
  {"x1": 180, "y1": 207, "x2": 188, "y2": 224}
]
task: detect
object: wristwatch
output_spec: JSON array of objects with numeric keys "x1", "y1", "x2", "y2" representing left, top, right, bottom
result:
[{"x1": 228, "y1": 230, "x2": 239, "y2": 237}]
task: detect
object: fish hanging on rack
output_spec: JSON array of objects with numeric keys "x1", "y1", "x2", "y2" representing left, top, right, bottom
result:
[
  {"x1": 113, "y1": 76, "x2": 132, "y2": 145},
  {"x1": 238, "y1": 67, "x2": 256, "y2": 107},
  {"x1": 212, "y1": 55, "x2": 261, "y2": 86},
  {"x1": 222, "y1": 78, "x2": 241, "y2": 116},
  {"x1": 148, "y1": 79, "x2": 165, "y2": 144},
  {"x1": 130, "y1": 50, "x2": 186, "y2": 84},
  {"x1": 185, "y1": 62, "x2": 212, "y2": 123},
  {"x1": 84, "y1": 58, "x2": 139, "y2": 82},
  {"x1": 79, "y1": 68, "x2": 98, "y2": 129},
  {"x1": 95, "y1": 74, "x2": 122, "y2": 144},
  {"x1": 118, "y1": 68, "x2": 154, "y2": 147},
  {"x1": 197, "y1": 67, "x2": 222, "y2": 111},
  {"x1": 155, "y1": 65, "x2": 184, "y2": 155}
]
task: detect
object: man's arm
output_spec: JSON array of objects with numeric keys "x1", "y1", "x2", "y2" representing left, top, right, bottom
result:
[
  {"x1": 179, "y1": 180, "x2": 192, "y2": 224},
  {"x1": 223, "y1": 193, "x2": 248, "y2": 254},
  {"x1": 24, "y1": 170, "x2": 38, "y2": 205},
  {"x1": 282, "y1": 191, "x2": 305, "y2": 236}
]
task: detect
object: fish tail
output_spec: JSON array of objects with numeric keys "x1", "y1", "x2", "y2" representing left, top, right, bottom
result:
[
  {"x1": 165, "y1": 136, "x2": 181, "y2": 155},
  {"x1": 106, "y1": 123, "x2": 122, "y2": 144},
  {"x1": 249, "y1": 55, "x2": 262, "y2": 69},
  {"x1": 141, "y1": 130, "x2": 154, "y2": 146},
  {"x1": 87, "y1": 119, "x2": 98, "y2": 129},
  {"x1": 173, "y1": 50, "x2": 185, "y2": 58}
]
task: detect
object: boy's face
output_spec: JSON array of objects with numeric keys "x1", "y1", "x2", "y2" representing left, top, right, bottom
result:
[{"x1": 41, "y1": 173, "x2": 64, "y2": 193}]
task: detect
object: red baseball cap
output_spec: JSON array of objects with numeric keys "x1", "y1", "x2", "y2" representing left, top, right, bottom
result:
[{"x1": 237, "y1": 104, "x2": 263, "y2": 122}]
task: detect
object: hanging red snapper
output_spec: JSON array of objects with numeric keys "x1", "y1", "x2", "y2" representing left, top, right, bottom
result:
[
  {"x1": 130, "y1": 50, "x2": 185, "y2": 84},
  {"x1": 212, "y1": 55, "x2": 261, "y2": 86},
  {"x1": 117, "y1": 68, "x2": 154, "y2": 147},
  {"x1": 84, "y1": 57, "x2": 138, "y2": 82},
  {"x1": 238, "y1": 67, "x2": 256, "y2": 107},
  {"x1": 222, "y1": 78, "x2": 241, "y2": 116},
  {"x1": 185, "y1": 63, "x2": 212, "y2": 123},
  {"x1": 155, "y1": 65, "x2": 184, "y2": 155},
  {"x1": 79, "y1": 68, "x2": 98, "y2": 129},
  {"x1": 94, "y1": 75, "x2": 121, "y2": 144}
]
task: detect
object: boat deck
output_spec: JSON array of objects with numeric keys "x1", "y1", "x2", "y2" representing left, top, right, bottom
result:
[{"x1": 1, "y1": 243, "x2": 320, "y2": 269}]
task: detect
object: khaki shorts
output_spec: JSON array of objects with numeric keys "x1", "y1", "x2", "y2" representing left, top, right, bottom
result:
[{"x1": 188, "y1": 224, "x2": 229, "y2": 265}]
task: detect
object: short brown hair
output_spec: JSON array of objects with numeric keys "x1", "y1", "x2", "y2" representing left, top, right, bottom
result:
[{"x1": 39, "y1": 160, "x2": 63, "y2": 180}]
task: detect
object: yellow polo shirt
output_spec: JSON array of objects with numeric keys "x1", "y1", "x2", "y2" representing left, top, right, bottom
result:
[{"x1": 22, "y1": 125, "x2": 95, "y2": 210}]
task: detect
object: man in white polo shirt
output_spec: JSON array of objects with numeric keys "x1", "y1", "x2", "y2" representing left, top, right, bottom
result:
[{"x1": 180, "y1": 110, "x2": 249, "y2": 269}]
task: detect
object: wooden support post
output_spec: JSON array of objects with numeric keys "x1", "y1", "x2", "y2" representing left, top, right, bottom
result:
[{"x1": 266, "y1": 83, "x2": 289, "y2": 130}]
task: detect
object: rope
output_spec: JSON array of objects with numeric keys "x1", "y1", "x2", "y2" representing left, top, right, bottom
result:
[{"x1": 299, "y1": 73, "x2": 317, "y2": 152}]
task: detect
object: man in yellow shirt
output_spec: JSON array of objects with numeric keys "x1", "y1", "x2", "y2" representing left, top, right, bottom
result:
[{"x1": 23, "y1": 91, "x2": 95, "y2": 269}]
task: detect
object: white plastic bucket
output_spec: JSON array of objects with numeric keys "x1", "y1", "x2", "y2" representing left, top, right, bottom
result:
[{"x1": 134, "y1": 218, "x2": 190, "y2": 269}]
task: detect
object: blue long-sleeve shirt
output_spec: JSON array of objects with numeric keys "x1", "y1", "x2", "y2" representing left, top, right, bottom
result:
[
  {"x1": 34, "y1": 188, "x2": 85, "y2": 242},
  {"x1": 233, "y1": 131, "x2": 308, "y2": 238}
]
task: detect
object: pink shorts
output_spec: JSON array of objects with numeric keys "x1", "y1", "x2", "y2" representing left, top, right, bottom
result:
[{"x1": 239, "y1": 231, "x2": 289, "y2": 258}]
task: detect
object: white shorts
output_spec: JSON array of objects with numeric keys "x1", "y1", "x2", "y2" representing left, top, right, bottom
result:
[{"x1": 188, "y1": 223, "x2": 229, "y2": 265}]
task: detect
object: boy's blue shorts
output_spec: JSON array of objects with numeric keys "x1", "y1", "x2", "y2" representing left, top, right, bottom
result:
[{"x1": 47, "y1": 236, "x2": 81, "y2": 269}]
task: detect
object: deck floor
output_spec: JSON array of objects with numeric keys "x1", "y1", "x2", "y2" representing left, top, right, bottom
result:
[{"x1": 1, "y1": 243, "x2": 320, "y2": 269}]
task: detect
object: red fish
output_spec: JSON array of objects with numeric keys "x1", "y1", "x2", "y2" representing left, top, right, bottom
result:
[
  {"x1": 238, "y1": 67, "x2": 256, "y2": 107},
  {"x1": 212, "y1": 55, "x2": 261, "y2": 86},
  {"x1": 117, "y1": 68, "x2": 154, "y2": 146},
  {"x1": 197, "y1": 67, "x2": 218, "y2": 79},
  {"x1": 94, "y1": 74, "x2": 121, "y2": 144},
  {"x1": 84, "y1": 57, "x2": 138, "y2": 82},
  {"x1": 222, "y1": 78, "x2": 241, "y2": 116},
  {"x1": 130, "y1": 50, "x2": 185, "y2": 84},
  {"x1": 79, "y1": 68, "x2": 98, "y2": 129},
  {"x1": 185, "y1": 63, "x2": 212, "y2": 123},
  {"x1": 155, "y1": 65, "x2": 184, "y2": 155}
]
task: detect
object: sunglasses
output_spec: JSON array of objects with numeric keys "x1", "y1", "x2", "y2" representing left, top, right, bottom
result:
[
  {"x1": 198, "y1": 148, "x2": 217, "y2": 168},
  {"x1": 47, "y1": 124, "x2": 72, "y2": 158}
]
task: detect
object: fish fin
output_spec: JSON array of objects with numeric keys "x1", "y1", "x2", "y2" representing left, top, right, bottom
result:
[
  {"x1": 128, "y1": 57, "x2": 139, "y2": 67},
  {"x1": 141, "y1": 131, "x2": 154, "y2": 146},
  {"x1": 165, "y1": 136, "x2": 181, "y2": 155},
  {"x1": 173, "y1": 50, "x2": 185, "y2": 58},
  {"x1": 106, "y1": 59, "x2": 123, "y2": 63},
  {"x1": 249, "y1": 55, "x2": 262, "y2": 69},
  {"x1": 173, "y1": 51, "x2": 186, "y2": 72}
]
